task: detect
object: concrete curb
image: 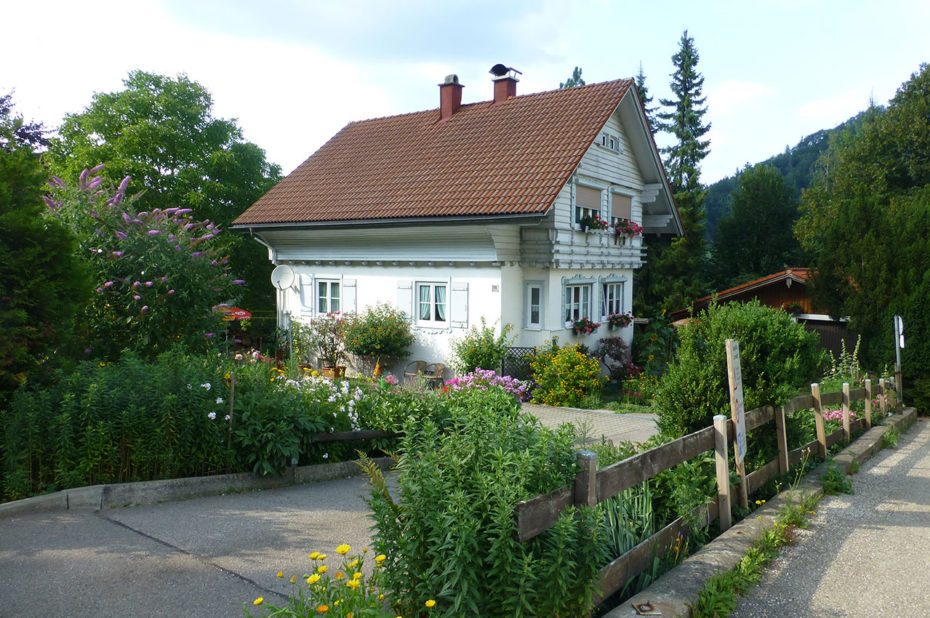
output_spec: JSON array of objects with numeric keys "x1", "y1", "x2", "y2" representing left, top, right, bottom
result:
[
  {"x1": 603, "y1": 407, "x2": 918, "y2": 618},
  {"x1": 0, "y1": 456, "x2": 394, "y2": 519}
]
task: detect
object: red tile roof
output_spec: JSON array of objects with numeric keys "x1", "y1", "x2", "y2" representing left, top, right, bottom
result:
[{"x1": 233, "y1": 79, "x2": 633, "y2": 226}]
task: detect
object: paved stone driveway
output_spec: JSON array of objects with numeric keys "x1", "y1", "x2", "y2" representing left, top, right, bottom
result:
[{"x1": 523, "y1": 402, "x2": 659, "y2": 446}]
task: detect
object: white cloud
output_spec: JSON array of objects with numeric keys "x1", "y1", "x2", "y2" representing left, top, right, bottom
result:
[
  {"x1": 707, "y1": 80, "x2": 776, "y2": 115},
  {"x1": 797, "y1": 89, "x2": 871, "y2": 122}
]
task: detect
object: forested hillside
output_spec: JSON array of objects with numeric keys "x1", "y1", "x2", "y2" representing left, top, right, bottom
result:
[{"x1": 703, "y1": 111, "x2": 872, "y2": 242}]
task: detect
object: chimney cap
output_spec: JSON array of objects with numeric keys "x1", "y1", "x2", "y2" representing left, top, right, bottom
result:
[
  {"x1": 441, "y1": 74, "x2": 461, "y2": 86},
  {"x1": 489, "y1": 64, "x2": 522, "y2": 80}
]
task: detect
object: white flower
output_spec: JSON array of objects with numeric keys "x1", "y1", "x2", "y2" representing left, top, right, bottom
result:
[
  {"x1": 224, "y1": 414, "x2": 231, "y2": 421},
  {"x1": 186, "y1": 384, "x2": 192, "y2": 390},
  {"x1": 201, "y1": 383, "x2": 212, "y2": 390},
  {"x1": 216, "y1": 397, "x2": 224, "y2": 404},
  {"x1": 208, "y1": 412, "x2": 217, "y2": 420},
  {"x1": 322, "y1": 453, "x2": 329, "y2": 459}
]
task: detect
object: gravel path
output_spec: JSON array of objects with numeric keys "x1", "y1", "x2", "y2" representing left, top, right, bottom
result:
[{"x1": 733, "y1": 417, "x2": 930, "y2": 617}]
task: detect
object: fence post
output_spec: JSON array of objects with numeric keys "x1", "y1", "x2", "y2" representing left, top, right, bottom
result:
[
  {"x1": 864, "y1": 379, "x2": 872, "y2": 428},
  {"x1": 774, "y1": 405, "x2": 790, "y2": 475},
  {"x1": 811, "y1": 383, "x2": 827, "y2": 458},
  {"x1": 574, "y1": 451, "x2": 597, "y2": 508},
  {"x1": 713, "y1": 415, "x2": 732, "y2": 532},
  {"x1": 842, "y1": 382, "x2": 851, "y2": 444}
]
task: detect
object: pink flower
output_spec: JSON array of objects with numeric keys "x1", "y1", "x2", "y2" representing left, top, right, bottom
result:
[
  {"x1": 103, "y1": 281, "x2": 114, "y2": 287},
  {"x1": 115, "y1": 230, "x2": 127, "y2": 239},
  {"x1": 147, "y1": 230, "x2": 161, "y2": 236},
  {"x1": 133, "y1": 294, "x2": 141, "y2": 300},
  {"x1": 167, "y1": 289, "x2": 175, "y2": 294},
  {"x1": 141, "y1": 305, "x2": 149, "y2": 312},
  {"x1": 232, "y1": 279, "x2": 245, "y2": 285},
  {"x1": 112, "y1": 251, "x2": 124, "y2": 257},
  {"x1": 145, "y1": 281, "x2": 153, "y2": 287}
]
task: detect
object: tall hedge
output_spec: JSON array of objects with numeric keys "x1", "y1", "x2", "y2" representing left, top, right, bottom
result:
[{"x1": 655, "y1": 301, "x2": 826, "y2": 435}]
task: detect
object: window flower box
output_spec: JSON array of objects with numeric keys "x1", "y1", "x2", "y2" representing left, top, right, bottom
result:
[{"x1": 571, "y1": 316, "x2": 600, "y2": 336}]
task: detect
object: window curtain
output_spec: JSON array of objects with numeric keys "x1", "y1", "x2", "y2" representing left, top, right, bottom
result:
[
  {"x1": 419, "y1": 285, "x2": 431, "y2": 320},
  {"x1": 435, "y1": 285, "x2": 447, "y2": 321}
]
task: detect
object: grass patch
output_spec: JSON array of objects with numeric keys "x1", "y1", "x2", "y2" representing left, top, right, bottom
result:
[
  {"x1": 882, "y1": 427, "x2": 900, "y2": 449},
  {"x1": 691, "y1": 493, "x2": 818, "y2": 617}
]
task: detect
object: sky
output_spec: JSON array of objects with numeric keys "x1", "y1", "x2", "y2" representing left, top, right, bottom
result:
[{"x1": 3, "y1": 0, "x2": 928, "y2": 184}]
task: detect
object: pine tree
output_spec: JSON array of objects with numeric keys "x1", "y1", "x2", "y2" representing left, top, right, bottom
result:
[
  {"x1": 559, "y1": 66, "x2": 585, "y2": 89},
  {"x1": 635, "y1": 31, "x2": 711, "y2": 314}
]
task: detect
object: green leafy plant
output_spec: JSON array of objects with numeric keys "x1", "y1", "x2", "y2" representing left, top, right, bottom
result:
[
  {"x1": 450, "y1": 317, "x2": 515, "y2": 374},
  {"x1": 820, "y1": 460, "x2": 853, "y2": 495},
  {"x1": 343, "y1": 303, "x2": 414, "y2": 375},
  {"x1": 363, "y1": 388, "x2": 605, "y2": 617},
  {"x1": 530, "y1": 340, "x2": 606, "y2": 408},
  {"x1": 302, "y1": 313, "x2": 347, "y2": 368},
  {"x1": 882, "y1": 427, "x2": 900, "y2": 449}
]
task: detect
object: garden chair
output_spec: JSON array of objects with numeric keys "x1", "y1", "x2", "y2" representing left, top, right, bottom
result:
[
  {"x1": 423, "y1": 362, "x2": 445, "y2": 388},
  {"x1": 404, "y1": 360, "x2": 427, "y2": 381}
]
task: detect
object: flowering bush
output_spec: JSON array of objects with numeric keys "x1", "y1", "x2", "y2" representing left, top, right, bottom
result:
[
  {"x1": 303, "y1": 312, "x2": 347, "y2": 368},
  {"x1": 444, "y1": 368, "x2": 532, "y2": 401},
  {"x1": 571, "y1": 316, "x2": 600, "y2": 336},
  {"x1": 530, "y1": 340, "x2": 606, "y2": 407},
  {"x1": 612, "y1": 218, "x2": 643, "y2": 239},
  {"x1": 606, "y1": 312, "x2": 633, "y2": 329},
  {"x1": 595, "y1": 337, "x2": 639, "y2": 383},
  {"x1": 580, "y1": 213, "x2": 609, "y2": 230},
  {"x1": 45, "y1": 166, "x2": 238, "y2": 359},
  {"x1": 780, "y1": 300, "x2": 803, "y2": 314}
]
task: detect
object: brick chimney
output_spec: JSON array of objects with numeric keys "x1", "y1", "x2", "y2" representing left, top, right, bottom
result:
[
  {"x1": 493, "y1": 75, "x2": 518, "y2": 103},
  {"x1": 439, "y1": 74, "x2": 463, "y2": 121}
]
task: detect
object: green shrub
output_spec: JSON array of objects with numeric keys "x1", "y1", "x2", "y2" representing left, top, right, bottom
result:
[
  {"x1": 530, "y1": 340, "x2": 606, "y2": 408},
  {"x1": 820, "y1": 460, "x2": 853, "y2": 495},
  {"x1": 655, "y1": 301, "x2": 826, "y2": 435},
  {"x1": 365, "y1": 387, "x2": 606, "y2": 616},
  {"x1": 344, "y1": 303, "x2": 415, "y2": 374},
  {"x1": 450, "y1": 317, "x2": 514, "y2": 374}
]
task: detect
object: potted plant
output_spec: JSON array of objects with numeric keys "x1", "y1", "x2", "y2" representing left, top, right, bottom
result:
[
  {"x1": 606, "y1": 312, "x2": 633, "y2": 330},
  {"x1": 308, "y1": 312, "x2": 348, "y2": 377},
  {"x1": 571, "y1": 316, "x2": 600, "y2": 336},
  {"x1": 780, "y1": 301, "x2": 804, "y2": 314},
  {"x1": 612, "y1": 218, "x2": 644, "y2": 244},
  {"x1": 579, "y1": 213, "x2": 608, "y2": 233}
]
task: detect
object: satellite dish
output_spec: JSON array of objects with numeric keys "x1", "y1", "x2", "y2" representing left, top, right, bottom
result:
[{"x1": 270, "y1": 265, "x2": 295, "y2": 290}]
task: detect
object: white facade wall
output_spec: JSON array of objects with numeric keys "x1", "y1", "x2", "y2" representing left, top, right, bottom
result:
[{"x1": 279, "y1": 263, "x2": 504, "y2": 378}]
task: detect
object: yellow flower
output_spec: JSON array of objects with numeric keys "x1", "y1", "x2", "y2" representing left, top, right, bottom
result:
[
  {"x1": 317, "y1": 565, "x2": 328, "y2": 574},
  {"x1": 317, "y1": 605, "x2": 329, "y2": 614},
  {"x1": 425, "y1": 599, "x2": 436, "y2": 608},
  {"x1": 346, "y1": 579, "x2": 360, "y2": 589},
  {"x1": 276, "y1": 570, "x2": 284, "y2": 578},
  {"x1": 334, "y1": 571, "x2": 345, "y2": 580},
  {"x1": 347, "y1": 559, "x2": 359, "y2": 568},
  {"x1": 290, "y1": 574, "x2": 297, "y2": 584},
  {"x1": 253, "y1": 597, "x2": 264, "y2": 606},
  {"x1": 363, "y1": 547, "x2": 369, "y2": 553},
  {"x1": 352, "y1": 572, "x2": 363, "y2": 580},
  {"x1": 319, "y1": 553, "x2": 327, "y2": 560},
  {"x1": 309, "y1": 552, "x2": 320, "y2": 559},
  {"x1": 375, "y1": 554, "x2": 386, "y2": 563},
  {"x1": 336, "y1": 543, "x2": 351, "y2": 555},
  {"x1": 378, "y1": 594, "x2": 384, "y2": 601},
  {"x1": 307, "y1": 574, "x2": 320, "y2": 584}
]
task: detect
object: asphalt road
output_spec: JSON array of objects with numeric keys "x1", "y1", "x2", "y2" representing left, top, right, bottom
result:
[{"x1": 733, "y1": 417, "x2": 930, "y2": 617}]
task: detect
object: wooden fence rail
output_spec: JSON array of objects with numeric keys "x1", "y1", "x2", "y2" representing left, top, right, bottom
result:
[{"x1": 514, "y1": 376, "x2": 899, "y2": 603}]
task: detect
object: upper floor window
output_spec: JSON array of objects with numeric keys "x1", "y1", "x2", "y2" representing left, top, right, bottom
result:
[
  {"x1": 317, "y1": 280, "x2": 340, "y2": 314},
  {"x1": 599, "y1": 130, "x2": 622, "y2": 153},
  {"x1": 417, "y1": 282, "x2": 447, "y2": 325},
  {"x1": 610, "y1": 193, "x2": 633, "y2": 226},
  {"x1": 575, "y1": 185, "x2": 602, "y2": 226}
]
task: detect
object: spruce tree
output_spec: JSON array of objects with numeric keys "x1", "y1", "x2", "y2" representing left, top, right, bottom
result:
[
  {"x1": 636, "y1": 31, "x2": 711, "y2": 315},
  {"x1": 634, "y1": 63, "x2": 658, "y2": 131}
]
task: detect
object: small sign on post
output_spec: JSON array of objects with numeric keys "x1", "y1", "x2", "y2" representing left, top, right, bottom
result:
[{"x1": 726, "y1": 339, "x2": 749, "y2": 509}]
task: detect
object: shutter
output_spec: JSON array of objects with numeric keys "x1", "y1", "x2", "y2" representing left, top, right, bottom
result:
[
  {"x1": 611, "y1": 194, "x2": 632, "y2": 220},
  {"x1": 561, "y1": 284, "x2": 569, "y2": 326},
  {"x1": 299, "y1": 274, "x2": 314, "y2": 311},
  {"x1": 576, "y1": 186, "x2": 602, "y2": 209},
  {"x1": 450, "y1": 282, "x2": 469, "y2": 329},
  {"x1": 342, "y1": 279, "x2": 357, "y2": 315},
  {"x1": 396, "y1": 280, "x2": 413, "y2": 320}
]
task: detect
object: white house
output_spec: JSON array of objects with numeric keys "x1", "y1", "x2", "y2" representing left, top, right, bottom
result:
[{"x1": 232, "y1": 69, "x2": 681, "y2": 377}]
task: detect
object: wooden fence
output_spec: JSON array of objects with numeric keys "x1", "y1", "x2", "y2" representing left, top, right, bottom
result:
[{"x1": 514, "y1": 377, "x2": 899, "y2": 604}]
